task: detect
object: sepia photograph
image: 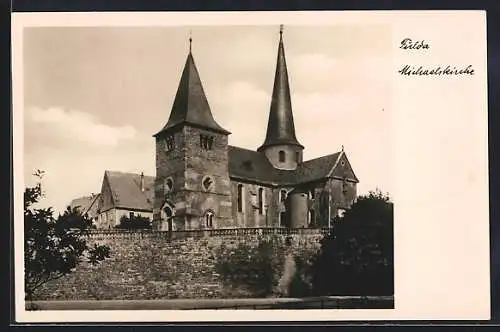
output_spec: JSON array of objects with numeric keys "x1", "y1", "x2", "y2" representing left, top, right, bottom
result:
[
  {"x1": 13, "y1": 10, "x2": 489, "y2": 322},
  {"x1": 22, "y1": 23, "x2": 394, "y2": 310}
]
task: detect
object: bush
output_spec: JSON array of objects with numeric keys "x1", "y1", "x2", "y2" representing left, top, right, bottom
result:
[
  {"x1": 287, "y1": 254, "x2": 314, "y2": 297},
  {"x1": 115, "y1": 215, "x2": 152, "y2": 230},
  {"x1": 310, "y1": 189, "x2": 394, "y2": 296}
]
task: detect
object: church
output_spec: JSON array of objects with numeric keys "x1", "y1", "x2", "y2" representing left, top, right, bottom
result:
[{"x1": 94, "y1": 26, "x2": 359, "y2": 230}]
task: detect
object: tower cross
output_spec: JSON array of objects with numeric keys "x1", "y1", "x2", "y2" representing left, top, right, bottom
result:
[{"x1": 189, "y1": 29, "x2": 192, "y2": 53}]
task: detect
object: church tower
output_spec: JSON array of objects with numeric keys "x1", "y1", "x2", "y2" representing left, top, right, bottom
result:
[
  {"x1": 153, "y1": 36, "x2": 233, "y2": 231},
  {"x1": 258, "y1": 25, "x2": 304, "y2": 170}
]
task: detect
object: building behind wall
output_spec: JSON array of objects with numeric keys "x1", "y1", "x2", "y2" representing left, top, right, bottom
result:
[{"x1": 95, "y1": 171, "x2": 155, "y2": 229}]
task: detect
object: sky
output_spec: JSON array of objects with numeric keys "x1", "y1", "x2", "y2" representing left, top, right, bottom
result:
[{"x1": 23, "y1": 25, "x2": 392, "y2": 214}]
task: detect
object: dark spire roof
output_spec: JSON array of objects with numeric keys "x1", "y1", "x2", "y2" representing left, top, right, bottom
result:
[
  {"x1": 154, "y1": 40, "x2": 230, "y2": 136},
  {"x1": 258, "y1": 25, "x2": 303, "y2": 151}
]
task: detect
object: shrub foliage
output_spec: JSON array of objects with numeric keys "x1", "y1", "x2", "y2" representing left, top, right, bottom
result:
[
  {"x1": 115, "y1": 215, "x2": 152, "y2": 230},
  {"x1": 310, "y1": 189, "x2": 394, "y2": 296},
  {"x1": 24, "y1": 170, "x2": 111, "y2": 301}
]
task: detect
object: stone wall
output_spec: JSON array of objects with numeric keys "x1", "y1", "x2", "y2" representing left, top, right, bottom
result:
[
  {"x1": 230, "y1": 181, "x2": 277, "y2": 228},
  {"x1": 34, "y1": 228, "x2": 326, "y2": 301}
]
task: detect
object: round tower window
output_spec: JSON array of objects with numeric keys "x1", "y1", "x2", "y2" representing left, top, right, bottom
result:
[{"x1": 202, "y1": 175, "x2": 215, "y2": 191}]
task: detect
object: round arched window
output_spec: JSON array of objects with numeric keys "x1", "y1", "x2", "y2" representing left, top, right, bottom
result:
[
  {"x1": 280, "y1": 189, "x2": 288, "y2": 203},
  {"x1": 279, "y1": 150, "x2": 286, "y2": 162},
  {"x1": 164, "y1": 177, "x2": 174, "y2": 194},
  {"x1": 160, "y1": 203, "x2": 175, "y2": 231},
  {"x1": 163, "y1": 206, "x2": 173, "y2": 218},
  {"x1": 205, "y1": 211, "x2": 214, "y2": 228}
]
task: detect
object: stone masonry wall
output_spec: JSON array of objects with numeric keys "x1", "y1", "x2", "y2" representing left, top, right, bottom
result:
[{"x1": 34, "y1": 229, "x2": 325, "y2": 300}]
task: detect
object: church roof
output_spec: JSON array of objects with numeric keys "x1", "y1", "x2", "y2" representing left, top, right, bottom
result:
[
  {"x1": 96, "y1": 148, "x2": 357, "y2": 212},
  {"x1": 228, "y1": 146, "x2": 278, "y2": 185},
  {"x1": 154, "y1": 49, "x2": 230, "y2": 136},
  {"x1": 259, "y1": 26, "x2": 303, "y2": 151},
  {"x1": 103, "y1": 170, "x2": 155, "y2": 211},
  {"x1": 228, "y1": 146, "x2": 358, "y2": 186}
]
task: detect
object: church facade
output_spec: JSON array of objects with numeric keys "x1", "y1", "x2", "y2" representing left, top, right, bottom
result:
[{"x1": 152, "y1": 27, "x2": 359, "y2": 231}]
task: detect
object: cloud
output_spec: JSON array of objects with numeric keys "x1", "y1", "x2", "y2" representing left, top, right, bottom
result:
[
  {"x1": 24, "y1": 106, "x2": 153, "y2": 214},
  {"x1": 24, "y1": 144, "x2": 155, "y2": 215},
  {"x1": 290, "y1": 88, "x2": 393, "y2": 196},
  {"x1": 21, "y1": 25, "x2": 395, "y2": 213},
  {"x1": 27, "y1": 107, "x2": 137, "y2": 147}
]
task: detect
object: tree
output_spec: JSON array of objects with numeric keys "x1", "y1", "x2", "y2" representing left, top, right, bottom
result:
[
  {"x1": 24, "y1": 170, "x2": 111, "y2": 302},
  {"x1": 115, "y1": 215, "x2": 152, "y2": 230},
  {"x1": 310, "y1": 189, "x2": 394, "y2": 296}
]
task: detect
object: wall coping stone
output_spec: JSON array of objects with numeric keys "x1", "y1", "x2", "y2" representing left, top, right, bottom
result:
[{"x1": 87, "y1": 227, "x2": 331, "y2": 240}]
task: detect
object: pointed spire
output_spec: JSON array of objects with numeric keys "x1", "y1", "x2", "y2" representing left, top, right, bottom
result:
[
  {"x1": 258, "y1": 25, "x2": 303, "y2": 151},
  {"x1": 154, "y1": 46, "x2": 230, "y2": 136}
]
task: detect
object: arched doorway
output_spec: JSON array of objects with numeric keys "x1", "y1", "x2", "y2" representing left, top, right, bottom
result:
[{"x1": 160, "y1": 203, "x2": 174, "y2": 231}]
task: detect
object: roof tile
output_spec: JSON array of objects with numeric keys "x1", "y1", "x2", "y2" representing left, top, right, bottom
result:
[
  {"x1": 228, "y1": 146, "x2": 351, "y2": 186},
  {"x1": 105, "y1": 171, "x2": 155, "y2": 211}
]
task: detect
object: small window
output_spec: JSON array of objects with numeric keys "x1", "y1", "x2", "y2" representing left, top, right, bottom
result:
[
  {"x1": 163, "y1": 206, "x2": 173, "y2": 218},
  {"x1": 165, "y1": 135, "x2": 175, "y2": 151},
  {"x1": 342, "y1": 179, "x2": 348, "y2": 195},
  {"x1": 200, "y1": 135, "x2": 214, "y2": 150},
  {"x1": 164, "y1": 177, "x2": 174, "y2": 194},
  {"x1": 205, "y1": 211, "x2": 214, "y2": 228},
  {"x1": 279, "y1": 211, "x2": 287, "y2": 227},
  {"x1": 280, "y1": 189, "x2": 287, "y2": 203},
  {"x1": 296, "y1": 152, "x2": 300, "y2": 162},
  {"x1": 237, "y1": 184, "x2": 244, "y2": 213},
  {"x1": 258, "y1": 188, "x2": 264, "y2": 215},
  {"x1": 279, "y1": 150, "x2": 285, "y2": 162},
  {"x1": 308, "y1": 189, "x2": 315, "y2": 199},
  {"x1": 308, "y1": 209, "x2": 315, "y2": 225}
]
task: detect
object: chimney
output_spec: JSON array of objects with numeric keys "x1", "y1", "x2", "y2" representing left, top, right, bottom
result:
[{"x1": 140, "y1": 172, "x2": 145, "y2": 192}]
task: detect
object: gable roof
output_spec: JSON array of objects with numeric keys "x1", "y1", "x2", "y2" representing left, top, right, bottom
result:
[
  {"x1": 296, "y1": 153, "x2": 343, "y2": 183},
  {"x1": 228, "y1": 146, "x2": 279, "y2": 185},
  {"x1": 96, "y1": 151, "x2": 357, "y2": 211},
  {"x1": 103, "y1": 170, "x2": 155, "y2": 211},
  {"x1": 69, "y1": 194, "x2": 100, "y2": 217},
  {"x1": 228, "y1": 146, "x2": 358, "y2": 186}
]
